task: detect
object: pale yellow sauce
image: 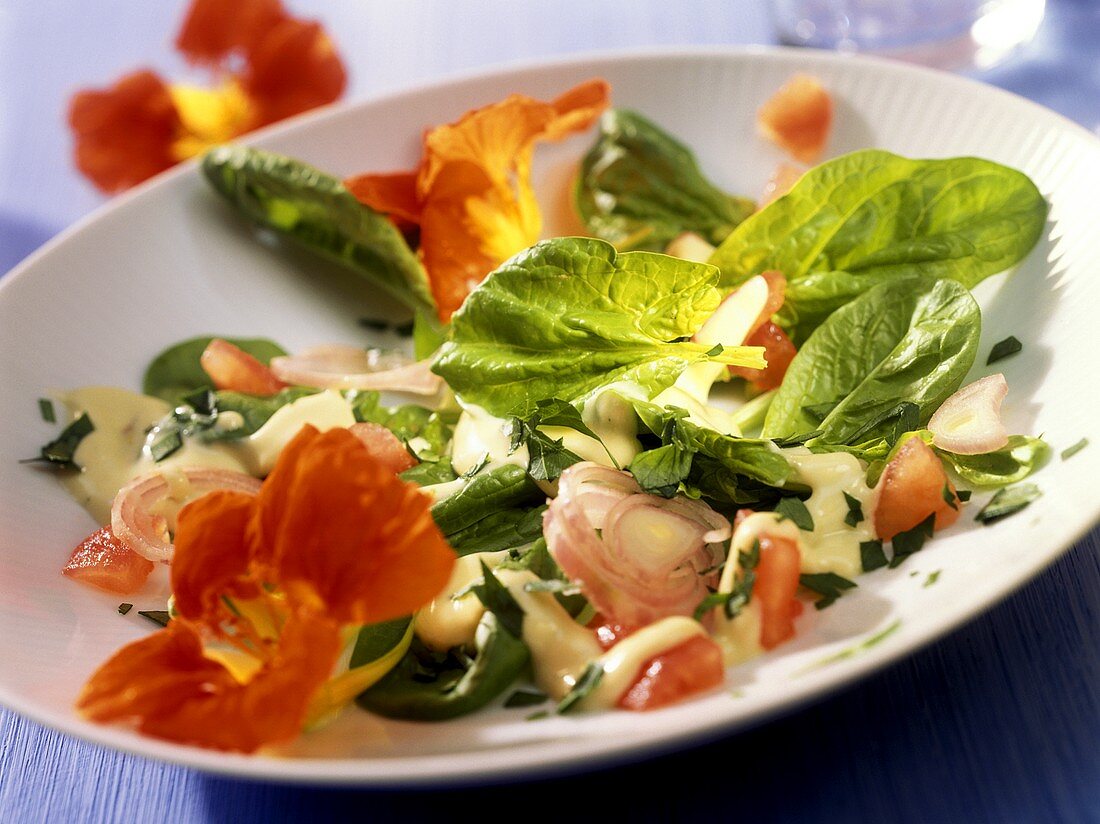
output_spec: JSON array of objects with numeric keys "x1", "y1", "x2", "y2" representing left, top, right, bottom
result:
[
  {"x1": 450, "y1": 403, "x2": 529, "y2": 476},
  {"x1": 784, "y1": 448, "x2": 878, "y2": 579}
]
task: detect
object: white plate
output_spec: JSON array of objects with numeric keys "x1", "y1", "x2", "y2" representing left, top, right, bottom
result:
[{"x1": 1, "y1": 47, "x2": 1098, "y2": 785}]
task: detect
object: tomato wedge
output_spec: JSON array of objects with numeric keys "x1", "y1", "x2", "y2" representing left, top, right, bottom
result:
[
  {"x1": 757, "y1": 74, "x2": 833, "y2": 164},
  {"x1": 62, "y1": 526, "x2": 154, "y2": 594},
  {"x1": 200, "y1": 338, "x2": 286, "y2": 396},
  {"x1": 618, "y1": 635, "x2": 724, "y2": 711},
  {"x1": 875, "y1": 436, "x2": 962, "y2": 541},
  {"x1": 755, "y1": 532, "x2": 803, "y2": 649},
  {"x1": 347, "y1": 422, "x2": 418, "y2": 474}
]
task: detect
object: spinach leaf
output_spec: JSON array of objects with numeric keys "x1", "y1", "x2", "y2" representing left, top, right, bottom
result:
[
  {"x1": 762, "y1": 278, "x2": 980, "y2": 446},
  {"x1": 709, "y1": 150, "x2": 1047, "y2": 342},
  {"x1": 938, "y1": 435, "x2": 1050, "y2": 487},
  {"x1": 142, "y1": 335, "x2": 287, "y2": 402},
  {"x1": 399, "y1": 458, "x2": 458, "y2": 486},
  {"x1": 429, "y1": 465, "x2": 542, "y2": 536},
  {"x1": 201, "y1": 146, "x2": 437, "y2": 320},
  {"x1": 446, "y1": 506, "x2": 547, "y2": 556},
  {"x1": 432, "y1": 237, "x2": 764, "y2": 417},
  {"x1": 574, "y1": 109, "x2": 754, "y2": 251},
  {"x1": 629, "y1": 443, "x2": 694, "y2": 498},
  {"x1": 631, "y1": 399, "x2": 791, "y2": 488},
  {"x1": 348, "y1": 390, "x2": 456, "y2": 455}
]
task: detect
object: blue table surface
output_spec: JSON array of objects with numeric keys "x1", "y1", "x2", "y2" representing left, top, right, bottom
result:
[{"x1": 1, "y1": 2, "x2": 1097, "y2": 821}]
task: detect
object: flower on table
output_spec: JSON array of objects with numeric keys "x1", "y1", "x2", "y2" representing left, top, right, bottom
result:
[
  {"x1": 68, "y1": 0, "x2": 346, "y2": 194},
  {"x1": 76, "y1": 426, "x2": 456, "y2": 752},
  {"x1": 345, "y1": 79, "x2": 610, "y2": 323}
]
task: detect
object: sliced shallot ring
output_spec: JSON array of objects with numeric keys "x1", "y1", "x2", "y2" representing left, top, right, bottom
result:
[
  {"x1": 545, "y1": 462, "x2": 731, "y2": 627},
  {"x1": 928, "y1": 373, "x2": 1009, "y2": 455},
  {"x1": 111, "y1": 468, "x2": 262, "y2": 563},
  {"x1": 270, "y1": 344, "x2": 442, "y2": 395}
]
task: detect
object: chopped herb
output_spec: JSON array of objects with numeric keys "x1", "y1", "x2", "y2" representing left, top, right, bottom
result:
[
  {"x1": 1061, "y1": 438, "x2": 1088, "y2": 461},
  {"x1": 705, "y1": 343, "x2": 724, "y2": 358},
  {"x1": 181, "y1": 388, "x2": 217, "y2": 418},
  {"x1": 25, "y1": 413, "x2": 95, "y2": 469},
  {"x1": 957, "y1": 489, "x2": 972, "y2": 502},
  {"x1": 986, "y1": 335, "x2": 1022, "y2": 365},
  {"x1": 771, "y1": 429, "x2": 824, "y2": 448},
  {"x1": 524, "y1": 430, "x2": 583, "y2": 481},
  {"x1": 942, "y1": 483, "x2": 959, "y2": 511},
  {"x1": 800, "y1": 619, "x2": 902, "y2": 672},
  {"x1": 148, "y1": 429, "x2": 183, "y2": 462},
  {"x1": 775, "y1": 496, "x2": 815, "y2": 531},
  {"x1": 504, "y1": 687, "x2": 548, "y2": 708},
  {"x1": 117, "y1": 603, "x2": 133, "y2": 615},
  {"x1": 799, "y1": 572, "x2": 857, "y2": 609},
  {"x1": 739, "y1": 538, "x2": 761, "y2": 571},
  {"x1": 629, "y1": 442, "x2": 693, "y2": 498},
  {"x1": 38, "y1": 398, "x2": 56, "y2": 423},
  {"x1": 526, "y1": 710, "x2": 550, "y2": 721},
  {"x1": 471, "y1": 561, "x2": 525, "y2": 639},
  {"x1": 138, "y1": 610, "x2": 171, "y2": 628},
  {"x1": 975, "y1": 483, "x2": 1042, "y2": 524},
  {"x1": 923, "y1": 570, "x2": 942, "y2": 588},
  {"x1": 843, "y1": 491, "x2": 864, "y2": 526},
  {"x1": 523, "y1": 579, "x2": 581, "y2": 596},
  {"x1": 460, "y1": 452, "x2": 490, "y2": 479},
  {"x1": 693, "y1": 570, "x2": 755, "y2": 621},
  {"x1": 889, "y1": 513, "x2": 935, "y2": 568},
  {"x1": 557, "y1": 663, "x2": 604, "y2": 714},
  {"x1": 860, "y1": 540, "x2": 888, "y2": 572}
]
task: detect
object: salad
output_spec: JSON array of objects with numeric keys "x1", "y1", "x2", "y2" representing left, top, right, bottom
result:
[{"x1": 33, "y1": 75, "x2": 1052, "y2": 753}]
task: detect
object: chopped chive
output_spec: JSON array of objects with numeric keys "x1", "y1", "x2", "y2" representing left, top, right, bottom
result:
[
  {"x1": 23, "y1": 412, "x2": 95, "y2": 469},
  {"x1": 775, "y1": 496, "x2": 815, "y2": 531},
  {"x1": 1061, "y1": 438, "x2": 1088, "y2": 461},
  {"x1": 976, "y1": 484, "x2": 1042, "y2": 524},
  {"x1": 38, "y1": 398, "x2": 56, "y2": 423},
  {"x1": 117, "y1": 603, "x2": 133, "y2": 615},
  {"x1": 860, "y1": 540, "x2": 888, "y2": 572},
  {"x1": 526, "y1": 710, "x2": 550, "y2": 722},
  {"x1": 138, "y1": 610, "x2": 171, "y2": 628},
  {"x1": 149, "y1": 429, "x2": 183, "y2": 462},
  {"x1": 557, "y1": 663, "x2": 604, "y2": 714},
  {"x1": 504, "y1": 687, "x2": 548, "y2": 708},
  {"x1": 843, "y1": 491, "x2": 864, "y2": 526},
  {"x1": 923, "y1": 570, "x2": 942, "y2": 588},
  {"x1": 705, "y1": 343, "x2": 724, "y2": 357},
  {"x1": 799, "y1": 572, "x2": 857, "y2": 609},
  {"x1": 987, "y1": 335, "x2": 1022, "y2": 365}
]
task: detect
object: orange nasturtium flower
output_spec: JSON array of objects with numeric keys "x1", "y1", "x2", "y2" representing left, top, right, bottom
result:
[
  {"x1": 68, "y1": 0, "x2": 346, "y2": 194},
  {"x1": 76, "y1": 426, "x2": 455, "y2": 752},
  {"x1": 345, "y1": 78, "x2": 611, "y2": 322}
]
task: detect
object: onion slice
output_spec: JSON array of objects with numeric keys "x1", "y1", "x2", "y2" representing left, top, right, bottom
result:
[
  {"x1": 111, "y1": 468, "x2": 262, "y2": 563},
  {"x1": 544, "y1": 462, "x2": 731, "y2": 628},
  {"x1": 928, "y1": 373, "x2": 1009, "y2": 455},
  {"x1": 270, "y1": 344, "x2": 442, "y2": 395}
]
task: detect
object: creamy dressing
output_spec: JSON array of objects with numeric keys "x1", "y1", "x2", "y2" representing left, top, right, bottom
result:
[
  {"x1": 59, "y1": 387, "x2": 362, "y2": 523},
  {"x1": 544, "y1": 387, "x2": 642, "y2": 469},
  {"x1": 450, "y1": 404, "x2": 529, "y2": 476},
  {"x1": 415, "y1": 551, "x2": 511, "y2": 652},
  {"x1": 582, "y1": 616, "x2": 707, "y2": 710},
  {"x1": 784, "y1": 448, "x2": 878, "y2": 579},
  {"x1": 60, "y1": 387, "x2": 171, "y2": 524},
  {"x1": 651, "y1": 384, "x2": 740, "y2": 435}
]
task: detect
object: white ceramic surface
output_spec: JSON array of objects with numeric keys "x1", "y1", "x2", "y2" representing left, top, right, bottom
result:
[{"x1": 1, "y1": 48, "x2": 1097, "y2": 785}]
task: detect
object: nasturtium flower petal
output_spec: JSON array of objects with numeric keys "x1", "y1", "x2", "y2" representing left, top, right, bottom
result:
[
  {"x1": 346, "y1": 78, "x2": 611, "y2": 322},
  {"x1": 68, "y1": 70, "x2": 182, "y2": 193},
  {"x1": 175, "y1": 0, "x2": 287, "y2": 65}
]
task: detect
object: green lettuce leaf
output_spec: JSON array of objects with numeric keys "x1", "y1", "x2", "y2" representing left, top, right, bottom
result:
[
  {"x1": 142, "y1": 335, "x2": 287, "y2": 402},
  {"x1": 939, "y1": 435, "x2": 1050, "y2": 487},
  {"x1": 432, "y1": 237, "x2": 763, "y2": 417},
  {"x1": 201, "y1": 146, "x2": 437, "y2": 322},
  {"x1": 709, "y1": 150, "x2": 1047, "y2": 342},
  {"x1": 574, "y1": 109, "x2": 754, "y2": 251},
  {"x1": 763, "y1": 277, "x2": 980, "y2": 445}
]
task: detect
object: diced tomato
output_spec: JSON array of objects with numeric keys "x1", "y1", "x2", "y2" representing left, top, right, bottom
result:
[
  {"x1": 755, "y1": 532, "x2": 803, "y2": 650},
  {"x1": 348, "y1": 422, "x2": 418, "y2": 474},
  {"x1": 62, "y1": 526, "x2": 154, "y2": 594},
  {"x1": 199, "y1": 338, "x2": 286, "y2": 396},
  {"x1": 757, "y1": 74, "x2": 833, "y2": 164},
  {"x1": 875, "y1": 436, "x2": 961, "y2": 541},
  {"x1": 729, "y1": 321, "x2": 797, "y2": 391},
  {"x1": 618, "y1": 635, "x2": 724, "y2": 711}
]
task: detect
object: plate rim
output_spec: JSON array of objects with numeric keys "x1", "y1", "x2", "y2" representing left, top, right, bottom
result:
[{"x1": 2, "y1": 43, "x2": 1099, "y2": 786}]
